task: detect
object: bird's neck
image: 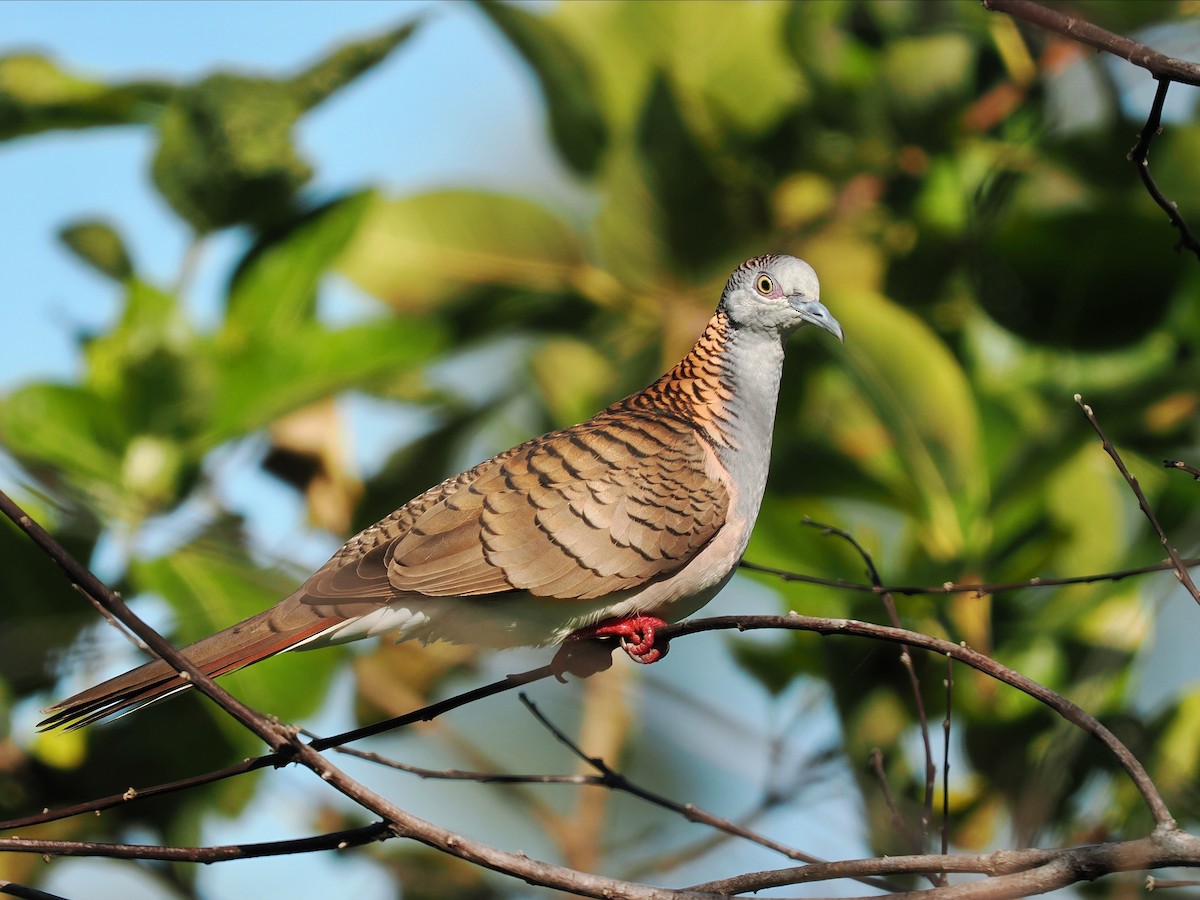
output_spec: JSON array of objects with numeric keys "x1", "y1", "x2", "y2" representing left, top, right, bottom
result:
[{"x1": 639, "y1": 312, "x2": 786, "y2": 450}]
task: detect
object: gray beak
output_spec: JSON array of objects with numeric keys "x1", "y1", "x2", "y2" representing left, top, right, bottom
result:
[{"x1": 792, "y1": 297, "x2": 844, "y2": 343}]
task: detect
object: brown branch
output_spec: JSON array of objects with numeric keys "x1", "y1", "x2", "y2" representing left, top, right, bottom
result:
[
  {"x1": 1076, "y1": 395, "x2": 1200, "y2": 605},
  {"x1": 806, "y1": 518, "x2": 938, "y2": 854},
  {"x1": 1128, "y1": 78, "x2": 1200, "y2": 259},
  {"x1": 0, "y1": 822, "x2": 392, "y2": 864},
  {"x1": 869, "y1": 747, "x2": 926, "y2": 855},
  {"x1": 0, "y1": 882, "x2": 71, "y2": 900},
  {"x1": 0, "y1": 664, "x2": 555, "y2": 833},
  {"x1": 738, "y1": 557, "x2": 1200, "y2": 598},
  {"x1": 1165, "y1": 459, "x2": 1200, "y2": 481},
  {"x1": 657, "y1": 614, "x2": 1175, "y2": 829},
  {"x1": 982, "y1": 0, "x2": 1200, "y2": 258},
  {"x1": 514, "y1": 694, "x2": 902, "y2": 893},
  {"x1": 690, "y1": 830, "x2": 1200, "y2": 895},
  {"x1": 941, "y1": 656, "x2": 953, "y2": 863},
  {"x1": 981, "y1": 0, "x2": 1200, "y2": 86},
  {"x1": 0, "y1": 489, "x2": 292, "y2": 750}
]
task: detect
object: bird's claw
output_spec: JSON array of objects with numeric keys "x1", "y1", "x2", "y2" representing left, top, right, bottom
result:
[{"x1": 553, "y1": 615, "x2": 670, "y2": 681}]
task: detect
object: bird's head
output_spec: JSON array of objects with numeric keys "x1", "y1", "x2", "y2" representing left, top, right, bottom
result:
[{"x1": 718, "y1": 255, "x2": 843, "y2": 342}]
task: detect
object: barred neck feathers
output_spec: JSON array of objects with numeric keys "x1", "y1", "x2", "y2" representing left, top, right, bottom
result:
[{"x1": 617, "y1": 310, "x2": 786, "y2": 456}]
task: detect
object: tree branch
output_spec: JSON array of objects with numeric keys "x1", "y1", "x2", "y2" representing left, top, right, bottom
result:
[{"x1": 981, "y1": 0, "x2": 1200, "y2": 86}]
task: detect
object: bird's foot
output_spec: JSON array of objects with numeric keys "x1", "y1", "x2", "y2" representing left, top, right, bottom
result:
[{"x1": 552, "y1": 615, "x2": 670, "y2": 681}]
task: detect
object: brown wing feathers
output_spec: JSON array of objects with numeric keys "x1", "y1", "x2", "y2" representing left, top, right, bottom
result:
[{"x1": 42, "y1": 387, "x2": 730, "y2": 729}]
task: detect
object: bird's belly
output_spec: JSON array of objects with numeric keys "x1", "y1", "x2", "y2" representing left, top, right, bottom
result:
[{"x1": 305, "y1": 517, "x2": 750, "y2": 652}]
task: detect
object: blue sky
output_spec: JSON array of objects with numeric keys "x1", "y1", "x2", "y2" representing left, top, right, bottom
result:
[{"x1": 0, "y1": 0, "x2": 580, "y2": 388}]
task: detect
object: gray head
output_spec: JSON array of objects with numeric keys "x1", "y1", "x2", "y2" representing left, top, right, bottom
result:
[{"x1": 718, "y1": 255, "x2": 843, "y2": 342}]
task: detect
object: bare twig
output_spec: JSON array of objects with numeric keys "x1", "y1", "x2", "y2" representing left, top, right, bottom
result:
[
  {"x1": 0, "y1": 489, "x2": 291, "y2": 749},
  {"x1": 982, "y1": 0, "x2": 1200, "y2": 86},
  {"x1": 658, "y1": 614, "x2": 1175, "y2": 829},
  {"x1": 805, "y1": 518, "x2": 938, "y2": 852},
  {"x1": 514, "y1": 695, "x2": 908, "y2": 891},
  {"x1": 869, "y1": 748, "x2": 926, "y2": 855},
  {"x1": 1164, "y1": 460, "x2": 1200, "y2": 481},
  {"x1": 0, "y1": 822, "x2": 392, "y2": 864},
  {"x1": 1076, "y1": 395, "x2": 1200, "y2": 605},
  {"x1": 0, "y1": 882, "x2": 71, "y2": 900},
  {"x1": 738, "y1": 557, "x2": 1200, "y2": 597},
  {"x1": 1128, "y1": 78, "x2": 1200, "y2": 259},
  {"x1": 982, "y1": 0, "x2": 1200, "y2": 258},
  {"x1": 942, "y1": 656, "x2": 953, "y2": 864},
  {"x1": 690, "y1": 830, "x2": 1200, "y2": 894}
]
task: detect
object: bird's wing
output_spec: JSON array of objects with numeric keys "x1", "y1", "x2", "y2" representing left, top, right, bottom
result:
[{"x1": 300, "y1": 411, "x2": 729, "y2": 605}]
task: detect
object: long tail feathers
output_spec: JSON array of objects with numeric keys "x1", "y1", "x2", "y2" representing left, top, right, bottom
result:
[{"x1": 39, "y1": 608, "x2": 338, "y2": 731}]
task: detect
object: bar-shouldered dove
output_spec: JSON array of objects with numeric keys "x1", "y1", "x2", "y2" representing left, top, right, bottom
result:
[{"x1": 42, "y1": 255, "x2": 842, "y2": 729}]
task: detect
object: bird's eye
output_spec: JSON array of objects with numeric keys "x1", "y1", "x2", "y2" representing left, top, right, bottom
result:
[{"x1": 756, "y1": 274, "x2": 774, "y2": 295}]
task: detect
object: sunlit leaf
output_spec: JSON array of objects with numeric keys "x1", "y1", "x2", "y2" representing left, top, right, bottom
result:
[
  {"x1": 152, "y1": 74, "x2": 311, "y2": 233},
  {"x1": 337, "y1": 191, "x2": 586, "y2": 313},
  {"x1": 0, "y1": 53, "x2": 170, "y2": 140},
  {"x1": 202, "y1": 317, "x2": 446, "y2": 446},
  {"x1": 58, "y1": 219, "x2": 134, "y2": 282},
  {"x1": 289, "y1": 21, "x2": 421, "y2": 111},
  {"x1": 474, "y1": 0, "x2": 607, "y2": 175},
  {"x1": 224, "y1": 191, "x2": 375, "y2": 344}
]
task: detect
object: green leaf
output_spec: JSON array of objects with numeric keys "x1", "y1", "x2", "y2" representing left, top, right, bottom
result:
[
  {"x1": 58, "y1": 219, "x2": 134, "y2": 281},
  {"x1": 130, "y1": 534, "x2": 340, "y2": 729},
  {"x1": 151, "y1": 74, "x2": 311, "y2": 232},
  {"x1": 825, "y1": 288, "x2": 985, "y2": 559},
  {"x1": 337, "y1": 190, "x2": 586, "y2": 313},
  {"x1": 635, "y1": 73, "x2": 766, "y2": 273},
  {"x1": 0, "y1": 383, "x2": 127, "y2": 504},
  {"x1": 0, "y1": 53, "x2": 170, "y2": 140},
  {"x1": 201, "y1": 317, "x2": 446, "y2": 447},
  {"x1": 224, "y1": 190, "x2": 375, "y2": 344},
  {"x1": 289, "y1": 21, "x2": 421, "y2": 111},
  {"x1": 474, "y1": 0, "x2": 608, "y2": 175},
  {"x1": 529, "y1": 336, "x2": 616, "y2": 428}
]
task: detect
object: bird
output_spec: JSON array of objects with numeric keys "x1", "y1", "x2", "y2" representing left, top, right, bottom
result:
[{"x1": 41, "y1": 254, "x2": 842, "y2": 730}]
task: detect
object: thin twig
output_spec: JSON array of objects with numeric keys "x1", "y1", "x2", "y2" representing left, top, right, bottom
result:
[
  {"x1": 1076, "y1": 395, "x2": 1200, "y2": 605},
  {"x1": 942, "y1": 656, "x2": 953, "y2": 865},
  {"x1": 737, "y1": 557, "x2": 1200, "y2": 597},
  {"x1": 0, "y1": 822, "x2": 392, "y2": 864},
  {"x1": 515, "y1": 695, "x2": 903, "y2": 892},
  {"x1": 0, "y1": 489, "x2": 291, "y2": 749},
  {"x1": 869, "y1": 748, "x2": 926, "y2": 855},
  {"x1": 982, "y1": 0, "x2": 1200, "y2": 86},
  {"x1": 0, "y1": 882, "x2": 72, "y2": 900},
  {"x1": 1127, "y1": 78, "x2": 1200, "y2": 260},
  {"x1": 689, "y1": 830, "x2": 1200, "y2": 894},
  {"x1": 657, "y1": 614, "x2": 1175, "y2": 829},
  {"x1": 805, "y1": 518, "x2": 938, "y2": 854},
  {"x1": 1164, "y1": 460, "x2": 1200, "y2": 481}
]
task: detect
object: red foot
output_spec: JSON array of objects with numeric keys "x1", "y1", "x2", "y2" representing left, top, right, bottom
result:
[
  {"x1": 581, "y1": 615, "x2": 670, "y2": 664},
  {"x1": 552, "y1": 614, "x2": 671, "y2": 681}
]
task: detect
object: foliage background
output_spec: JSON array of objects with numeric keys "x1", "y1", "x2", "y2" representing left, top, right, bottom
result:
[{"x1": 1, "y1": 0, "x2": 1200, "y2": 897}]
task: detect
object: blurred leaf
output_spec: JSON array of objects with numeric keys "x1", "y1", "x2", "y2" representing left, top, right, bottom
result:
[
  {"x1": 202, "y1": 317, "x2": 445, "y2": 446},
  {"x1": 151, "y1": 74, "x2": 311, "y2": 232},
  {"x1": 0, "y1": 383, "x2": 126, "y2": 495},
  {"x1": 290, "y1": 21, "x2": 421, "y2": 110},
  {"x1": 635, "y1": 73, "x2": 764, "y2": 273},
  {"x1": 882, "y1": 34, "x2": 975, "y2": 112},
  {"x1": 224, "y1": 190, "x2": 375, "y2": 344},
  {"x1": 977, "y1": 202, "x2": 1187, "y2": 350},
  {"x1": 474, "y1": 0, "x2": 608, "y2": 175},
  {"x1": 529, "y1": 336, "x2": 616, "y2": 427},
  {"x1": 130, "y1": 534, "x2": 339, "y2": 729},
  {"x1": 827, "y1": 288, "x2": 985, "y2": 559},
  {"x1": 337, "y1": 190, "x2": 586, "y2": 312},
  {"x1": 58, "y1": 219, "x2": 134, "y2": 281},
  {"x1": 0, "y1": 53, "x2": 170, "y2": 140}
]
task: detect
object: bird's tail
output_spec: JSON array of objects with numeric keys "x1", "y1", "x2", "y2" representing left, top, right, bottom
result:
[{"x1": 39, "y1": 600, "x2": 337, "y2": 731}]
